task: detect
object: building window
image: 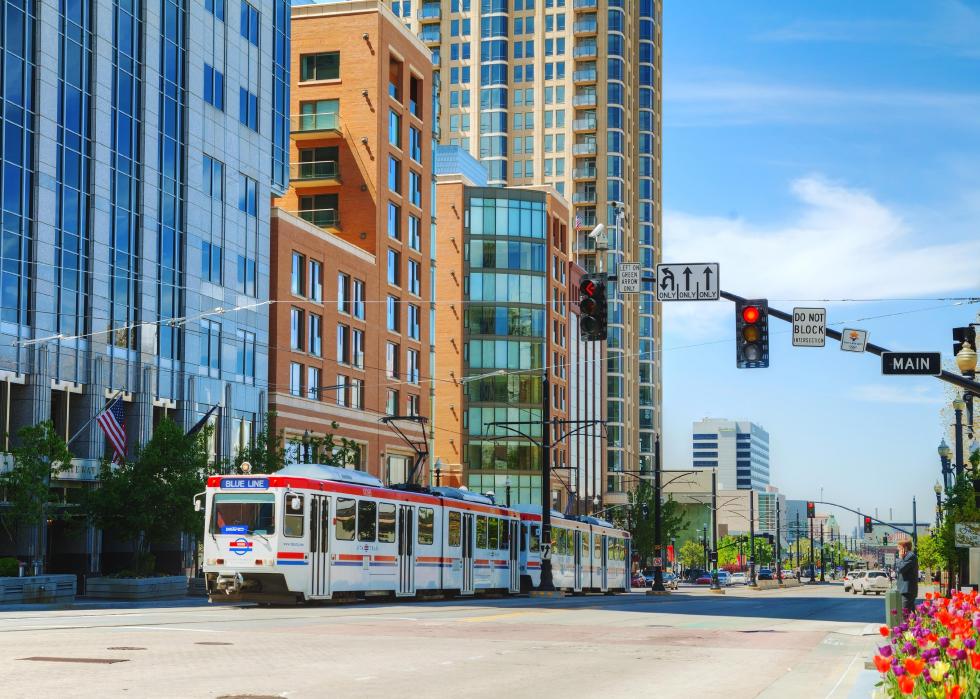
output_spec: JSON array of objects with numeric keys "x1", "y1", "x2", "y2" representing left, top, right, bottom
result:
[
  {"x1": 309, "y1": 260, "x2": 322, "y2": 301},
  {"x1": 336, "y1": 374, "x2": 349, "y2": 407},
  {"x1": 299, "y1": 193, "x2": 339, "y2": 228},
  {"x1": 387, "y1": 249, "x2": 401, "y2": 286},
  {"x1": 388, "y1": 56, "x2": 403, "y2": 101},
  {"x1": 289, "y1": 362, "x2": 302, "y2": 396},
  {"x1": 203, "y1": 64, "x2": 224, "y2": 110},
  {"x1": 352, "y1": 328, "x2": 364, "y2": 369},
  {"x1": 408, "y1": 171, "x2": 421, "y2": 206},
  {"x1": 385, "y1": 388, "x2": 399, "y2": 415},
  {"x1": 291, "y1": 252, "x2": 305, "y2": 295},
  {"x1": 238, "y1": 88, "x2": 258, "y2": 130},
  {"x1": 205, "y1": 0, "x2": 224, "y2": 21},
  {"x1": 409, "y1": 75, "x2": 422, "y2": 117},
  {"x1": 407, "y1": 304, "x2": 420, "y2": 340},
  {"x1": 236, "y1": 330, "x2": 256, "y2": 378},
  {"x1": 409, "y1": 126, "x2": 422, "y2": 162},
  {"x1": 389, "y1": 109, "x2": 402, "y2": 148},
  {"x1": 353, "y1": 279, "x2": 366, "y2": 319},
  {"x1": 388, "y1": 202, "x2": 401, "y2": 239},
  {"x1": 298, "y1": 146, "x2": 338, "y2": 180},
  {"x1": 386, "y1": 295, "x2": 400, "y2": 332},
  {"x1": 307, "y1": 366, "x2": 321, "y2": 400},
  {"x1": 290, "y1": 308, "x2": 304, "y2": 350},
  {"x1": 240, "y1": 1, "x2": 259, "y2": 45},
  {"x1": 386, "y1": 342, "x2": 399, "y2": 379},
  {"x1": 237, "y1": 255, "x2": 256, "y2": 296},
  {"x1": 350, "y1": 378, "x2": 364, "y2": 409},
  {"x1": 299, "y1": 99, "x2": 339, "y2": 131},
  {"x1": 388, "y1": 156, "x2": 401, "y2": 193},
  {"x1": 300, "y1": 51, "x2": 339, "y2": 81},
  {"x1": 407, "y1": 259, "x2": 421, "y2": 296},
  {"x1": 337, "y1": 272, "x2": 350, "y2": 314},
  {"x1": 408, "y1": 215, "x2": 421, "y2": 252},
  {"x1": 407, "y1": 394, "x2": 419, "y2": 417},
  {"x1": 203, "y1": 155, "x2": 224, "y2": 199},
  {"x1": 308, "y1": 313, "x2": 322, "y2": 356},
  {"x1": 407, "y1": 349, "x2": 420, "y2": 384},
  {"x1": 337, "y1": 324, "x2": 350, "y2": 364},
  {"x1": 238, "y1": 174, "x2": 257, "y2": 215},
  {"x1": 201, "y1": 320, "x2": 221, "y2": 371},
  {"x1": 201, "y1": 242, "x2": 222, "y2": 283}
]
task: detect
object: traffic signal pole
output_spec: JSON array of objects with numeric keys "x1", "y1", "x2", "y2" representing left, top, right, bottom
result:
[{"x1": 719, "y1": 290, "x2": 980, "y2": 395}]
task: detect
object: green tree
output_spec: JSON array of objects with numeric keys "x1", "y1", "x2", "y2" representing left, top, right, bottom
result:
[
  {"x1": 617, "y1": 481, "x2": 688, "y2": 566},
  {"x1": 0, "y1": 421, "x2": 72, "y2": 570},
  {"x1": 916, "y1": 533, "x2": 943, "y2": 572},
  {"x1": 85, "y1": 418, "x2": 213, "y2": 574},
  {"x1": 679, "y1": 539, "x2": 705, "y2": 571}
]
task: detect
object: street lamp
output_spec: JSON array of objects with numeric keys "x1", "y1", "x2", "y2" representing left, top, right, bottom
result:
[
  {"x1": 505, "y1": 477, "x2": 512, "y2": 507},
  {"x1": 434, "y1": 457, "x2": 443, "y2": 487},
  {"x1": 934, "y1": 482, "x2": 943, "y2": 528},
  {"x1": 302, "y1": 429, "x2": 311, "y2": 464},
  {"x1": 939, "y1": 439, "x2": 953, "y2": 490},
  {"x1": 592, "y1": 495, "x2": 600, "y2": 515},
  {"x1": 953, "y1": 397, "x2": 966, "y2": 478}
]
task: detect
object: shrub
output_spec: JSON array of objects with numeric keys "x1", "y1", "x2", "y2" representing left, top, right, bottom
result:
[{"x1": 0, "y1": 557, "x2": 21, "y2": 577}]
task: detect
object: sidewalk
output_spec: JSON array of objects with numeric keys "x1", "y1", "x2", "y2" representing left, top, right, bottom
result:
[{"x1": 0, "y1": 596, "x2": 210, "y2": 613}]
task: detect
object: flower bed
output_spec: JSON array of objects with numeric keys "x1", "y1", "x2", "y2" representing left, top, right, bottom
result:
[{"x1": 872, "y1": 590, "x2": 980, "y2": 697}]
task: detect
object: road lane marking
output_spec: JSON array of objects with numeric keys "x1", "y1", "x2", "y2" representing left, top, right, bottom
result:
[
  {"x1": 825, "y1": 653, "x2": 862, "y2": 699},
  {"x1": 457, "y1": 610, "x2": 551, "y2": 623},
  {"x1": 125, "y1": 626, "x2": 220, "y2": 633}
]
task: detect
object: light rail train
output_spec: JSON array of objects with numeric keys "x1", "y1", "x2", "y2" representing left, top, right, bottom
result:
[{"x1": 201, "y1": 464, "x2": 630, "y2": 604}]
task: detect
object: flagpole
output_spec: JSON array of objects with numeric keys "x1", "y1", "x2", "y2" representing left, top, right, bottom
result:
[{"x1": 66, "y1": 389, "x2": 124, "y2": 447}]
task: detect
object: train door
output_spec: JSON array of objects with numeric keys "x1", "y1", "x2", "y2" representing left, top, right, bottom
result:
[
  {"x1": 309, "y1": 495, "x2": 331, "y2": 598},
  {"x1": 574, "y1": 530, "x2": 583, "y2": 592},
  {"x1": 508, "y1": 520, "x2": 520, "y2": 593},
  {"x1": 462, "y1": 513, "x2": 475, "y2": 595},
  {"x1": 397, "y1": 505, "x2": 416, "y2": 596},
  {"x1": 600, "y1": 535, "x2": 609, "y2": 592}
]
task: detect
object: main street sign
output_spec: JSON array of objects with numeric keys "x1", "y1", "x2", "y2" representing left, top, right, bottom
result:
[
  {"x1": 792, "y1": 307, "x2": 826, "y2": 347},
  {"x1": 617, "y1": 262, "x2": 641, "y2": 293},
  {"x1": 655, "y1": 263, "x2": 719, "y2": 301},
  {"x1": 881, "y1": 352, "x2": 942, "y2": 376}
]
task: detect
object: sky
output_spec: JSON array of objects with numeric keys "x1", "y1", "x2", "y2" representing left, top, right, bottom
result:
[{"x1": 660, "y1": 0, "x2": 980, "y2": 532}]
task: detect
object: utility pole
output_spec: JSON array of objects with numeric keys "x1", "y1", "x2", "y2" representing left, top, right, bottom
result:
[
  {"x1": 652, "y1": 434, "x2": 666, "y2": 592},
  {"x1": 819, "y1": 522, "x2": 825, "y2": 583},
  {"x1": 809, "y1": 516, "x2": 816, "y2": 583},
  {"x1": 912, "y1": 496, "x2": 918, "y2": 549},
  {"x1": 775, "y1": 499, "x2": 782, "y2": 583},
  {"x1": 540, "y1": 374, "x2": 554, "y2": 591},
  {"x1": 749, "y1": 490, "x2": 757, "y2": 587},
  {"x1": 795, "y1": 513, "x2": 801, "y2": 569},
  {"x1": 710, "y1": 469, "x2": 720, "y2": 590}
]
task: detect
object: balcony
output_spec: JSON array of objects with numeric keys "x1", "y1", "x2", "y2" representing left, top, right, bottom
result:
[
  {"x1": 573, "y1": 166, "x2": 597, "y2": 180},
  {"x1": 572, "y1": 142, "x2": 597, "y2": 156},
  {"x1": 417, "y1": 3, "x2": 441, "y2": 21},
  {"x1": 572, "y1": 93, "x2": 596, "y2": 107},
  {"x1": 572, "y1": 117, "x2": 597, "y2": 132},
  {"x1": 573, "y1": 69, "x2": 597, "y2": 84},
  {"x1": 573, "y1": 43, "x2": 598, "y2": 59},
  {"x1": 575, "y1": 234, "x2": 597, "y2": 253},
  {"x1": 419, "y1": 27, "x2": 441, "y2": 44},
  {"x1": 291, "y1": 112, "x2": 341, "y2": 141},
  {"x1": 291, "y1": 160, "x2": 341, "y2": 187},
  {"x1": 573, "y1": 0, "x2": 597, "y2": 11},
  {"x1": 573, "y1": 18, "x2": 597, "y2": 35},
  {"x1": 574, "y1": 210, "x2": 597, "y2": 229},
  {"x1": 572, "y1": 190, "x2": 597, "y2": 204},
  {"x1": 297, "y1": 207, "x2": 340, "y2": 230}
]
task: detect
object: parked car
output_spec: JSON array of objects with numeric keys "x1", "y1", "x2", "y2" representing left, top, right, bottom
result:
[
  {"x1": 842, "y1": 573, "x2": 855, "y2": 592},
  {"x1": 730, "y1": 572, "x2": 748, "y2": 585},
  {"x1": 853, "y1": 570, "x2": 891, "y2": 596},
  {"x1": 695, "y1": 573, "x2": 712, "y2": 585},
  {"x1": 631, "y1": 572, "x2": 646, "y2": 588},
  {"x1": 716, "y1": 571, "x2": 732, "y2": 586},
  {"x1": 757, "y1": 568, "x2": 773, "y2": 581},
  {"x1": 663, "y1": 572, "x2": 679, "y2": 590}
]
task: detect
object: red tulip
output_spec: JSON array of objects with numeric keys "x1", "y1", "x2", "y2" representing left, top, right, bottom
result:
[
  {"x1": 898, "y1": 675, "x2": 915, "y2": 695},
  {"x1": 969, "y1": 652, "x2": 980, "y2": 670},
  {"x1": 873, "y1": 655, "x2": 891, "y2": 673},
  {"x1": 946, "y1": 684, "x2": 962, "y2": 699},
  {"x1": 880, "y1": 625, "x2": 890, "y2": 637},
  {"x1": 903, "y1": 657, "x2": 925, "y2": 676}
]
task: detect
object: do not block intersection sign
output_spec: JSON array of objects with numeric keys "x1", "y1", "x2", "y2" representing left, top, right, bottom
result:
[{"x1": 792, "y1": 307, "x2": 826, "y2": 347}]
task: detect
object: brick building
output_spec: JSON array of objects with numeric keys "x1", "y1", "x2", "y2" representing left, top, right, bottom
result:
[{"x1": 270, "y1": 0, "x2": 435, "y2": 483}]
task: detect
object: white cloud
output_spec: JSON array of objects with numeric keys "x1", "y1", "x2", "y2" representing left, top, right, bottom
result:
[
  {"x1": 849, "y1": 384, "x2": 945, "y2": 405},
  {"x1": 663, "y1": 175, "x2": 980, "y2": 338}
]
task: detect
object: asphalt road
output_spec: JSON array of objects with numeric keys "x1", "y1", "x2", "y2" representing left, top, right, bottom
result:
[{"x1": 0, "y1": 583, "x2": 887, "y2": 698}]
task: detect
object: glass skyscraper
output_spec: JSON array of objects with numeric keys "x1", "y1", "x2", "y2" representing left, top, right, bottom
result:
[
  {"x1": 393, "y1": 0, "x2": 663, "y2": 504},
  {"x1": 0, "y1": 0, "x2": 288, "y2": 475}
]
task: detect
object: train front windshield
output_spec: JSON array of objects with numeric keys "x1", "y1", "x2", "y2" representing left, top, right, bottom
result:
[{"x1": 211, "y1": 493, "x2": 276, "y2": 535}]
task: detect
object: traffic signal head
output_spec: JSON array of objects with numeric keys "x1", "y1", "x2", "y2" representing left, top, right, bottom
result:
[
  {"x1": 641, "y1": 502, "x2": 650, "y2": 520},
  {"x1": 864, "y1": 516, "x2": 873, "y2": 534},
  {"x1": 578, "y1": 275, "x2": 607, "y2": 341},
  {"x1": 806, "y1": 501, "x2": 815, "y2": 519},
  {"x1": 882, "y1": 534, "x2": 889, "y2": 544},
  {"x1": 736, "y1": 299, "x2": 769, "y2": 368}
]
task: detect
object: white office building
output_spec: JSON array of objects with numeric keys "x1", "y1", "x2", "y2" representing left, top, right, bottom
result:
[{"x1": 692, "y1": 418, "x2": 770, "y2": 491}]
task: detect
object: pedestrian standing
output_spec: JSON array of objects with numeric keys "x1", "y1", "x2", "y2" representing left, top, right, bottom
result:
[{"x1": 894, "y1": 540, "x2": 918, "y2": 615}]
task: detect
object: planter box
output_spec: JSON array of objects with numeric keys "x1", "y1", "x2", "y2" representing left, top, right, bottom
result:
[
  {"x1": 85, "y1": 576, "x2": 187, "y2": 600},
  {"x1": 0, "y1": 575, "x2": 76, "y2": 604}
]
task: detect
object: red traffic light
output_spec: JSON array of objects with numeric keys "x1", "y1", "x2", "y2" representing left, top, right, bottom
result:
[
  {"x1": 742, "y1": 305, "x2": 761, "y2": 324},
  {"x1": 580, "y1": 279, "x2": 597, "y2": 297}
]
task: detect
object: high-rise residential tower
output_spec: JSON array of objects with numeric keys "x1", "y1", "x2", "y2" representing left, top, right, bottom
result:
[
  {"x1": 392, "y1": 0, "x2": 663, "y2": 505},
  {"x1": 0, "y1": 0, "x2": 289, "y2": 570}
]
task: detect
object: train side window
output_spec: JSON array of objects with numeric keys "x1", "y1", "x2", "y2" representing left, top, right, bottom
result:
[
  {"x1": 335, "y1": 498, "x2": 356, "y2": 541},
  {"x1": 520, "y1": 524, "x2": 527, "y2": 551},
  {"x1": 418, "y1": 507, "x2": 434, "y2": 545},
  {"x1": 488, "y1": 517, "x2": 499, "y2": 550},
  {"x1": 476, "y1": 515, "x2": 488, "y2": 549},
  {"x1": 284, "y1": 494, "x2": 305, "y2": 537},
  {"x1": 501, "y1": 519, "x2": 510, "y2": 549},
  {"x1": 529, "y1": 525, "x2": 540, "y2": 552},
  {"x1": 594, "y1": 534, "x2": 600, "y2": 559},
  {"x1": 448, "y1": 511, "x2": 461, "y2": 547},
  {"x1": 357, "y1": 500, "x2": 377, "y2": 542},
  {"x1": 378, "y1": 503, "x2": 396, "y2": 543}
]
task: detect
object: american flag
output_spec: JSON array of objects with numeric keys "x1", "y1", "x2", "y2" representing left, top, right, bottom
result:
[
  {"x1": 97, "y1": 397, "x2": 127, "y2": 464},
  {"x1": 574, "y1": 211, "x2": 583, "y2": 228}
]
